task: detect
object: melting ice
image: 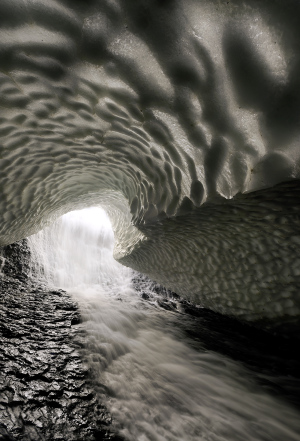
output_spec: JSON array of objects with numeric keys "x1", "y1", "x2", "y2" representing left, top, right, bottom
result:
[{"x1": 28, "y1": 208, "x2": 300, "y2": 441}]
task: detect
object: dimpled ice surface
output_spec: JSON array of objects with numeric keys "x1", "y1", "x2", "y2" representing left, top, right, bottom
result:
[{"x1": 1, "y1": 0, "x2": 300, "y2": 323}]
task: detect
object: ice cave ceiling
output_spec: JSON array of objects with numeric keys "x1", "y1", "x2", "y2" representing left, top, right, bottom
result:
[{"x1": 0, "y1": 0, "x2": 300, "y2": 324}]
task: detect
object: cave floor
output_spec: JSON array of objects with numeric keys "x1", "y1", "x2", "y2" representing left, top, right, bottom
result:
[{"x1": 0, "y1": 275, "x2": 120, "y2": 441}]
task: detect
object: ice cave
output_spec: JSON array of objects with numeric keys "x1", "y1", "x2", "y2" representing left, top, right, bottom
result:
[
  {"x1": 0, "y1": 0, "x2": 299, "y2": 326},
  {"x1": 0, "y1": 1, "x2": 300, "y2": 439}
]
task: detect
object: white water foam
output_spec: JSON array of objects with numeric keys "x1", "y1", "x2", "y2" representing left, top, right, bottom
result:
[{"x1": 28, "y1": 208, "x2": 300, "y2": 441}]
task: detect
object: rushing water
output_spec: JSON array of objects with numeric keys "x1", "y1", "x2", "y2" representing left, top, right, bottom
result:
[{"x1": 28, "y1": 208, "x2": 300, "y2": 441}]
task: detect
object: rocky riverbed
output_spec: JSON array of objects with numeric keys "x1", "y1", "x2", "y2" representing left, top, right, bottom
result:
[
  {"x1": 1, "y1": 241, "x2": 300, "y2": 441},
  {"x1": 0, "y1": 241, "x2": 121, "y2": 441}
]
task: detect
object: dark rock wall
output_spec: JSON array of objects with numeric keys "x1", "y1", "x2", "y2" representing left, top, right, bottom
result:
[
  {"x1": 0, "y1": 240, "x2": 31, "y2": 284},
  {"x1": 0, "y1": 242, "x2": 120, "y2": 441}
]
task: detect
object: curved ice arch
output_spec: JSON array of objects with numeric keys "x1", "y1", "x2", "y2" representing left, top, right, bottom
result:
[{"x1": 0, "y1": 0, "x2": 300, "y2": 324}]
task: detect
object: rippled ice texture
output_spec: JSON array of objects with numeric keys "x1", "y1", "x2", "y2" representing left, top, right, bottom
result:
[
  {"x1": 1, "y1": 0, "x2": 300, "y2": 323},
  {"x1": 28, "y1": 209, "x2": 300, "y2": 441}
]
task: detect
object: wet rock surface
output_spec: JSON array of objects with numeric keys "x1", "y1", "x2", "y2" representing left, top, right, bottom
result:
[
  {"x1": 0, "y1": 242, "x2": 120, "y2": 441},
  {"x1": 1, "y1": 242, "x2": 300, "y2": 440}
]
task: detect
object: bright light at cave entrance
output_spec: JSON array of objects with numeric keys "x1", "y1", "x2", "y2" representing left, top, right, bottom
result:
[
  {"x1": 28, "y1": 207, "x2": 132, "y2": 290},
  {"x1": 63, "y1": 207, "x2": 113, "y2": 235}
]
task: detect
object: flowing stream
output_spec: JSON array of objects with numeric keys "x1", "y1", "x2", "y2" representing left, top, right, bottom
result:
[{"x1": 28, "y1": 208, "x2": 300, "y2": 441}]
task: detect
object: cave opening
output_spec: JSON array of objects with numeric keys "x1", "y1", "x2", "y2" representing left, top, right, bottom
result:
[{"x1": 27, "y1": 206, "x2": 132, "y2": 292}]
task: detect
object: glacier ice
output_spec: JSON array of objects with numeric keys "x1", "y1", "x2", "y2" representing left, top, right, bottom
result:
[{"x1": 0, "y1": 0, "x2": 300, "y2": 324}]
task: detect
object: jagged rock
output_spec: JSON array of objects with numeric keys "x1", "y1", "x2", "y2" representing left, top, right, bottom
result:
[{"x1": 0, "y1": 241, "x2": 121, "y2": 441}]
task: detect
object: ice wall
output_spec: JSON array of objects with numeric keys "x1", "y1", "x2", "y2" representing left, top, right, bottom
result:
[{"x1": 0, "y1": 0, "x2": 300, "y2": 323}]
